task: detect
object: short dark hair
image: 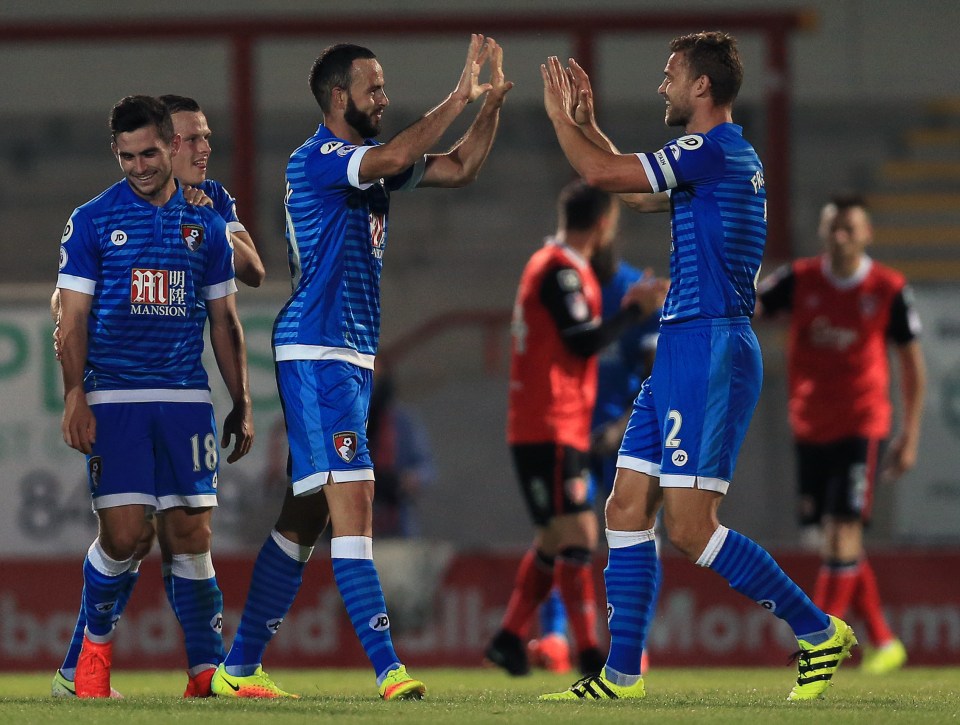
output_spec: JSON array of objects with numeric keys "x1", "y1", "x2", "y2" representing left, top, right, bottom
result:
[
  {"x1": 309, "y1": 44, "x2": 377, "y2": 112},
  {"x1": 109, "y1": 95, "x2": 174, "y2": 144},
  {"x1": 670, "y1": 31, "x2": 743, "y2": 106},
  {"x1": 159, "y1": 94, "x2": 202, "y2": 114},
  {"x1": 829, "y1": 191, "x2": 869, "y2": 213},
  {"x1": 558, "y1": 178, "x2": 614, "y2": 232}
]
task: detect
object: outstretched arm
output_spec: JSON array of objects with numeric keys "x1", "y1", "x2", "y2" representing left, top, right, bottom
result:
[
  {"x1": 542, "y1": 56, "x2": 652, "y2": 194},
  {"x1": 207, "y1": 294, "x2": 254, "y2": 463},
  {"x1": 566, "y1": 59, "x2": 669, "y2": 213},
  {"x1": 420, "y1": 38, "x2": 513, "y2": 188},
  {"x1": 359, "y1": 34, "x2": 494, "y2": 184}
]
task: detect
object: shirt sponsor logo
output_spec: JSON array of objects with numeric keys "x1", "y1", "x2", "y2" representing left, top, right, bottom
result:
[
  {"x1": 677, "y1": 134, "x2": 704, "y2": 150},
  {"x1": 181, "y1": 224, "x2": 204, "y2": 252},
  {"x1": 370, "y1": 212, "x2": 385, "y2": 258},
  {"x1": 334, "y1": 431, "x2": 358, "y2": 463},
  {"x1": 130, "y1": 268, "x2": 188, "y2": 316},
  {"x1": 110, "y1": 229, "x2": 128, "y2": 247}
]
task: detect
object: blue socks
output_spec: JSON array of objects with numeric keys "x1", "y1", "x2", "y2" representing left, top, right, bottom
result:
[
  {"x1": 224, "y1": 531, "x2": 311, "y2": 676},
  {"x1": 81, "y1": 540, "x2": 134, "y2": 643},
  {"x1": 61, "y1": 561, "x2": 141, "y2": 675},
  {"x1": 331, "y1": 536, "x2": 400, "y2": 684},
  {"x1": 539, "y1": 589, "x2": 567, "y2": 637},
  {"x1": 700, "y1": 526, "x2": 831, "y2": 641},
  {"x1": 166, "y1": 553, "x2": 225, "y2": 673},
  {"x1": 603, "y1": 529, "x2": 660, "y2": 684}
]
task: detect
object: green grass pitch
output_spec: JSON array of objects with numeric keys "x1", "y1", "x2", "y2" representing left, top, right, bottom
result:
[{"x1": 1, "y1": 667, "x2": 959, "y2": 724}]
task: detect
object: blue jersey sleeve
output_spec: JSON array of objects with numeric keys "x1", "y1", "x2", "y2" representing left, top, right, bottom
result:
[
  {"x1": 199, "y1": 180, "x2": 242, "y2": 228},
  {"x1": 637, "y1": 134, "x2": 725, "y2": 192},
  {"x1": 57, "y1": 208, "x2": 99, "y2": 294},
  {"x1": 303, "y1": 141, "x2": 373, "y2": 192},
  {"x1": 198, "y1": 211, "x2": 236, "y2": 299}
]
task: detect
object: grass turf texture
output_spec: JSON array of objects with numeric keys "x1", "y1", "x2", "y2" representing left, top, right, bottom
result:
[{"x1": 1, "y1": 667, "x2": 958, "y2": 724}]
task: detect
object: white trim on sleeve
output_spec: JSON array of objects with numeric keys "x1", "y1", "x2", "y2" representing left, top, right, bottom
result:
[
  {"x1": 347, "y1": 145, "x2": 374, "y2": 189},
  {"x1": 203, "y1": 278, "x2": 238, "y2": 300},
  {"x1": 57, "y1": 274, "x2": 96, "y2": 295}
]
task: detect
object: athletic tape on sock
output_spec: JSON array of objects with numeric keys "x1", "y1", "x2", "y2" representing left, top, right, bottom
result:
[
  {"x1": 270, "y1": 529, "x2": 315, "y2": 562},
  {"x1": 330, "y1": 535, "x2": 373, "y2": 560},
  {"x1": 88, "y1": 539, "x2": 134, "y2": 577},
  {"x1": 605, "y1": 528, "x2": 657, "y2": 549},
  {"x1": 695, "y1": 525, "x2": 729, "y2": 567},
  {"x1": 170, "y1": 552, "x2": 216, "y2": 580}
]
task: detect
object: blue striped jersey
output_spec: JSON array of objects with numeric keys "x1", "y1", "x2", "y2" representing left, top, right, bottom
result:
[
  {"x1": 273, "y1": 124, "x2": 419, "y2": 368},
  {"x1": 637, "y1": 123, "x2": 766, "y2": 323},
  {"x1": 56, "y1": 180, "x2": 236, "y2": 393},
  {"x1": 197, "y1": 179, "x2": 247, "y2": 234}
]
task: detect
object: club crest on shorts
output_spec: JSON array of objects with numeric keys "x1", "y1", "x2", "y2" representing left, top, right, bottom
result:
[
  {"x1": 181, "y1": 224, "x2": 204, "y2": 251},
  {"x1": 88, "y1": 456, "x2": 103, "y2": 490},
  {"x1": 333, "y1": 431, "x2": 358, "y2": 463}
]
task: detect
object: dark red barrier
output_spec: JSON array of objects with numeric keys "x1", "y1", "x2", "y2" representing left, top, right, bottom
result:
[{"x1": 2, "y1": 550, "x2": 957, "y2": 671}]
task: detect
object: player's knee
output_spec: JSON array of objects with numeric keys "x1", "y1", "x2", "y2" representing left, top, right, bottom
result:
[
  {"x1": 98, "y1": 530, "x2": 141, "y2": 561},
  {"x1": 665, "y1": 522, "x2": 709, "y2": 560}
]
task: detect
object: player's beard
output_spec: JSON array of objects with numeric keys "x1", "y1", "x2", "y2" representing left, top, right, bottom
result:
[
  {"x1": 664, "y1": 102, "x2": 689, "y2": 128},
  {"x1": 345, "y1": 95, "x2": 381, "y2": 138}
]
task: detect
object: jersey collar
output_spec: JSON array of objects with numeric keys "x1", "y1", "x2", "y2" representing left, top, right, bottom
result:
[{"x1": 821, "y1": 253, "x2": 872, "y2": 289}]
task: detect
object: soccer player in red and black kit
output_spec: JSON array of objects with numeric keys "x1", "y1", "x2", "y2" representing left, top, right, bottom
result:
[
  {"x1": 485, "y1": 179, "x2": 667, "y2": 676},
  {"x1": 758, "y1": 193, "x2": 926, "y2": 675}
]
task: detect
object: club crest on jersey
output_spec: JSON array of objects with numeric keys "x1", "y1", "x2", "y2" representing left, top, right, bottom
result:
[
  {"x1": 334, "y1": 431, "x2": 358, "y2": 463},
  {"x1": 88, "y1": 456, "x2": 103, "y2": 490},
  {"x1": 182, "y1": 224, "x2": 204, "y2": 251}
]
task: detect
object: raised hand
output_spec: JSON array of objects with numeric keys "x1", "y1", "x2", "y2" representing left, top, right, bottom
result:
[
  {"x1": 454, "y1": 34, "x2": 494, "y2": 104},
  {"x1": 567, "y1": 58, "x2": 597, "y2": 127},
  {"x1": 485, "y1": 38, "x2": 514, "y2": 103},
  {"x1": 182, "y1": 185, "x2": 214, "y2": 207},
  {"x1": 541, "y1": 55, "x2": 575, "y2": 123}
]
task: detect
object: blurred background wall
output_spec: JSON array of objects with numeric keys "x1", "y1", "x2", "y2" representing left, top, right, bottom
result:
[{"x1": 2, "y1": 0, "x2": 959, "y2": 553}]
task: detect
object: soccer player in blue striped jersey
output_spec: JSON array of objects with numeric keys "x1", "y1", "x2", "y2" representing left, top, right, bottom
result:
[
  {"x1": 211, "y1": 35, "x2": 512, "y2": 701},
  {"x1": 51, "y1": 95, "x2": 264, "y2": 700},
  {"x1": 539, "y1": 32, "x2": 856, "y2": 703},
  {"x1": 56, "y1": 95, "x2": 254, "y2": 699}
]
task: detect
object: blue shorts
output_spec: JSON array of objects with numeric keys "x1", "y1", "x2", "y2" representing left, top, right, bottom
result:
[
  {"x1": 617, "y1": 318, "x2": 762, "y2": 494},
  {"x1": 276, "y1": 359, "x2": 374, "y2": 496},
  {"x1": 87, "y1": 401, "x2": 219, "y2": 511}
]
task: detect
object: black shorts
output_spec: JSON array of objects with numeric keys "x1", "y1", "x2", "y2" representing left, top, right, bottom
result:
[
  {"x1": 795, "y1": 437, "x2": 884, "y2": 525},
  {"x1": 510, "y1": 443, "x2": 592, "y2": 526}
]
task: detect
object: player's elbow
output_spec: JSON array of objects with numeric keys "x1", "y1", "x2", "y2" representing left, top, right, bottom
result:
[
  {"x1": 238, "y1": 265, "x2": 266, "y2": 288},
  {"x1": 371, "y1": 145, "x2": 422, "y2": 179}
]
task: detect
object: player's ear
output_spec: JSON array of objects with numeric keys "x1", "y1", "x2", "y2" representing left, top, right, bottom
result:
[
  {"x1": 694, "y1": 74, "x2": 711, "y2": 99},
  {"x1": 170, "y1": 133, "x2": 182, "y2": 156}
]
